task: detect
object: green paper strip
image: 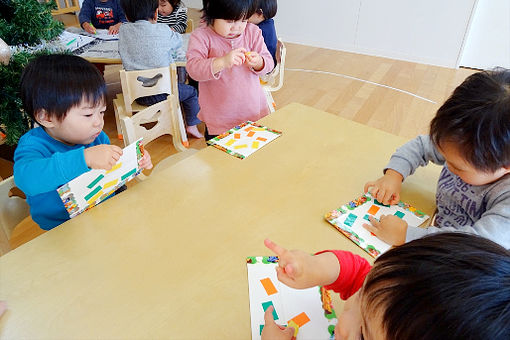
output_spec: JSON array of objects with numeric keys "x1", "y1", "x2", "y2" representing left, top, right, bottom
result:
[
  {"x1": 84, "y1": 185, "x2": 102, "y2": 201},
  {"x1": 262, "y1": 301, "x2": 279, "y2": 320},
  {"x1": 121, "y1": 168, "x2": 137, "y2": 181},
  {"x1": 87, "y1": 174, "x2": 104, "y2": 189}
]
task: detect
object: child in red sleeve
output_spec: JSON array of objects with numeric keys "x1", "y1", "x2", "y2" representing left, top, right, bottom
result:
[{"x1": 262, "y1": 233, "x2": 510, "y2": 340}]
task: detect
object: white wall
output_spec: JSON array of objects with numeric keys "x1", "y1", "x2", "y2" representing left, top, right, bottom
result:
[
  {"x1": 185, "y1": 0, "x2": 479, "y2": 68},
  {"x1": 459, "y1": 0, "x2": 510, "y2": 69}
]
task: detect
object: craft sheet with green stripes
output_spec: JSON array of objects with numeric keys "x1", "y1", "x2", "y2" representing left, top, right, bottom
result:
[
  {"x1": 325, "y1": 193, "x2": 430, "y2": 258},
  {"x1": 247, "y1": 256, "x2": 337, "y2": 340},
  {"x1": 56, "y1": 139, "x2": 143, "y2": 218}
]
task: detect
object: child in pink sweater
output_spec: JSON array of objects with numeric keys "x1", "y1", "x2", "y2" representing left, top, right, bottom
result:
[{"x1": 186, "y1": 0, "x2": 274, "y2": 140}]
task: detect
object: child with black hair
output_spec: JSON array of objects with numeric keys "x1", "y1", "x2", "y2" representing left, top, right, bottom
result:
[
  {"x1": 157, "y1": 0, "x2": 188, "y2": 33},
  {"x1": 79, "y1": 0, "x2": 127, "y2": 34},
  {"x1": 248, "y1": 0, "x2": 277, "y2": 67},
  {"x1": 118, "y1": 0, "x2": 203, "y2": 138},
  {"x1": 186, "y1": 0, "x2": 274, "y2": 140},
  {"x1": 364, "y1": 69, "x2": 510, "y2": 249},
  {"x1": 262, "y1": 234, "x2": 510, "y2": 340},
  {"x1": 13, "y1": 55, "x2": 152, "y2": 230}
]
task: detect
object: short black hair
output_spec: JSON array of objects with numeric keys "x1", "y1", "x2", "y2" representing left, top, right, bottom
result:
[
  {"x1": 20, "y1": 54, "x2": 106, "y2": 122},
  {"x1": 202, "y1": 0, "x2": 257, "y2": 26},
  {"x1": 121, "y1": 0, "x2": 158, "y2": 22},
  {"x1": 160, "y1": 0, "x2": 181, "y2": 7},
  {"x1": 430, "y1": 69, "x2": 510, "y2": 172},
  {"x1": 256, "y1": 0, "x2": 277, "y2": 19},
  {"x1": 362, "y1": 233, "x2": 510, "y2": 340}
]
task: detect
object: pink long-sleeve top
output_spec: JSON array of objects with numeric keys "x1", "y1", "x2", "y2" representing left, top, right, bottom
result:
[{"x1": 186, "y1": 23, "x2": 274, "y2": 135}]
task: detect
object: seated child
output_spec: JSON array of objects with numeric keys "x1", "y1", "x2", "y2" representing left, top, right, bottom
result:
[
  {"x1": 79, "y1": 0, "x2": 127, "y2": 34},
  {"x1": 262, "y1": 234, "x2": 510, "y2": 340},
  {"x1": 13, "y1": 55, "x2": 152, "y2": 230},
  {"x1": 248, "y1": 0, "x2": 278, "y2": 67},
  {"x1": 364, "y1": 69, "x2": 510, "y2": 249},
  {"x1": 157, "y1": 0, "x2": 188, "y2": 33},
  {"x1": 186, "y1": 0, "x2": 274, "y2": 140},
  {"x1": 119, "y1": 0, "x2": 203, "y2": 138}
]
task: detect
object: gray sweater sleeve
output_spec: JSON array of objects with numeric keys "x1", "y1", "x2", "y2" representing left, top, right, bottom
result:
[
  {"x1": 385, "y1": 135, "x2": 445, "y2": 178},
  {"x1": 407, "y1": 187, "x2": 510, "y2": 249}
]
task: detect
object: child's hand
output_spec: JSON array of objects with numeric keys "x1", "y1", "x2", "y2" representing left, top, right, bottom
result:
[
  {"x1": 363, "y1": 215, "x2": 408, "y2": 246},
  {"x1": 222, "y1": 48, "x2": 247, "y2": 68},
  {"x1": 82, "y1": 22, "x2": 96, "y2": 34},
  {"x1": 364, "y1": 169, "x2": 404, "y2": 205},
  {"x1": 108, "y1": 23, "x2": 122, "y2": 35},
  {"x1": 84, "y1": 144, "x2": 123, "y2": 170},
  {"x1": 261, "y1": 306, "x2": 294, "y2": 340},
  {"x1": 244, "y1": 51, "x2": 264, "y2": 71},
  {"x1": 264, "y1": 239, "x2": 339, "y2": 289},
  {"x1": 138, "y1": 150, "x2": 153, "y2": 170}
]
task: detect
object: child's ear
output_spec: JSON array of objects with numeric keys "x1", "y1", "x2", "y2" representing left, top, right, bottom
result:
[{"x1": 34, "y1": 109, "x2": 56, "y2": 128}]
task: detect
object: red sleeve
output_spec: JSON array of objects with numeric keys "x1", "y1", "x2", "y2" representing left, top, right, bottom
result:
[{"x1": 315, "y1": 250, "x2": 372, "y2": 300}]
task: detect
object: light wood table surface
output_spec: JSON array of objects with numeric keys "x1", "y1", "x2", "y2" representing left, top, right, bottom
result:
[{"x1": 0, "y1": 103, "x2": 441, "y2": 339}]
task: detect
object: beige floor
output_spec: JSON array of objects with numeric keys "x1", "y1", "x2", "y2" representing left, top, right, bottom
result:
[{"x1": 1, "y1": 37, "x2": 476, "y2": 254}]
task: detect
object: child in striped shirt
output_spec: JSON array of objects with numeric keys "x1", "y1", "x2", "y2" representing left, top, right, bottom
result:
[{"x1": 157, "y1": 0, "x2": 188, "y2": 33}]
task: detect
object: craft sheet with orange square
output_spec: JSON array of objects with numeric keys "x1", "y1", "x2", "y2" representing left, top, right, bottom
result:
[{"x1": 247, "y1": 257, "x2": 337, "y2": 339}]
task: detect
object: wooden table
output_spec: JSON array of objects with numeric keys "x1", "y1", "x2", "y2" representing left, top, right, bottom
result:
[{"x1": 0, "y1": 103, "x2": 440, "y2": 338}]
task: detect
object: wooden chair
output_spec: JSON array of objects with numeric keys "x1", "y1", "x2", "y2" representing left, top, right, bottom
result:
[
  {"x1": 113, "y1": 64, "x2": 189, "y2": 147},
  {"x1": 48, "y1": 0, "x2": 80, "y2": 15},
  {"x1": 261, "y1": 38, "x2": 287, "y2": 112},
  {"x1": 115, "y1": 65, "x2": 196, "y2": 178},
  {"x1": 185, "y1": 18, "x2": 194, "y2": 33},
  {"x1": 0, "y1": 176, "x2": 29, "y2": 254}
]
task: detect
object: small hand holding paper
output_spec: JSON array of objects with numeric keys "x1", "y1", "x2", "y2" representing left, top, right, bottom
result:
[
  {"x1": 244, "y1": 51, "x2": 264, "y2": 71},
  {"x1": 364, "y1": 169, "x2": 403, "y2": 205},
  {"x1": 261, "y1": 306, "x2": 294, "y2": 340},
  {"x1": 138, "y1": 149, "x2": 153, "y2": 170},
  {"x1": 363, "y1": 214, "x2": 408, "y2": 246},
  {"x1": 84, "y1": 144, "x2": 123, "y2": 170}
]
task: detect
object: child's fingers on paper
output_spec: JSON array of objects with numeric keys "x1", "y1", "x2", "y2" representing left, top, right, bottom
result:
[
  {"x1": 389, "y1": 193, "x2": 400, "y2": 205},
  {"x1": 363, "y1": 181, "x2": 375, "y2": 193},
  {"x1": 368, "y1": 215, "x2": 381, "y2": 226},
  {"x1": 275, "y1": 267, "x2": 295, "y2": 286},
  {"x1": 363, "y1": 222, "x2": 378, "y2": 235},
  {"x1": 263, "y1": 306, "x2": 275, "y2": 323}
]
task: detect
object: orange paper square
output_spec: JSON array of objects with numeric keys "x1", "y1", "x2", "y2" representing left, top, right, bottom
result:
[
  {"x1": 290, "y1": 312, "x2": 310, "y2": 327},
  {"x1": 256, "y1": 137, "x2": 267, "y2": 142},
  {"x1": 367, "y1": 205, "x2": 380, "y2": 215},
  {"x1": 247, "y1": 131, "x2": 255, "y2": 137},
  {"x1": 234, "y1": 133, "x2": 241, "y2": 139},
  {"x1": 260, "y1": 277, "x2": 278, "y2": 296}
]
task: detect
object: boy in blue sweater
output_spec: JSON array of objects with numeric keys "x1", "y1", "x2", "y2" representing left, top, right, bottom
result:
[
  {"x1": 249, "y1": 0, "x2": 278, "y2": 67},
  {"x1": 14, "y1": 55, "x2": 152, "y2": 230},
  {"x1": 79, "y1": 0, "x2": 127, "y2": 34}
]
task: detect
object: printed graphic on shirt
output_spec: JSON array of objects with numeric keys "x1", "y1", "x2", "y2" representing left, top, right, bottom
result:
[
  {"x1": 95, "y1": 7, "x2": 115, "y2": 25},
  {"x1": 435, "y1": 167, "x2": 482, "y2": 228}
]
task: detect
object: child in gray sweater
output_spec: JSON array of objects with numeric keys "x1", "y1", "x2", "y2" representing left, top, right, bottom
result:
[{"x1": 364, "y1": 69, "x2": 510, "y2": 249}]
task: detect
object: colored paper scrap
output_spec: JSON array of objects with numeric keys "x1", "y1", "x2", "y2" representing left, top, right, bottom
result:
[
  {"x1": 262, "y1": 301, "x2": 279, "y2": 320},
  {"x1": 234, "y1": 133, "x2": 241, "y2": 139},
  {"x1": 287, "y1": 320, "x2": 299, "y2": 338},
  {"x1": 87, "y1": 190, "x2": 104, "y2": 205},
  {"x1": 259, "y1": 324, "x2": 264, "y2": 335},
  {"x1": 87, "y1": 174, "x2": 104, "y2": 189},
  {"x1": 260, "y1": 277, "x2": 278, "y2": 296},
  {"x1": 247, "y1": 131, "x2": 255, "y2": 137},
  {"x1": 394, "y1": 211, "x2": 405, "y2": 219},
  {"x1": 121, "y1": 168, "x2": 137, "y2": 181},
  {"x1": 244, "y1": 126, "x2": 254, "y2": 131},
  {"x1": 367, "y1": 205, "x2": 380, "y2": 215},
  {"x1": 102, "y1": 178, "x2": 119, "y2": 190},
  {"x1": 225, "y1": 139, "x2": 236, "y2": 146},
  {"x1": 84, "y1": 186, "x2": 102, "y2": 201},
  {"x1": 256, "y1": 137, "x2": 267, "y2": 142},
  {"x1": 363, "y1": 214, "x2": 371, "y2": 221},
  {"x1": 105, "y1": 162, "x2": 122, "y2": 174},
  {"x1": 344, "y1": 213, "x2": 357, "y2": 227},
  {"x1": 252, "y1": 141, "x2": 260, "y2": 149},
  {"x1": 234, "y1": 144, "x2": 248, "y2": 149},
  {"x1": 290, "y1": 312, "x2": 310, "y2": 327},
  {"x1": 253, "y1": 127, "x2": 265, "y2": 131}
]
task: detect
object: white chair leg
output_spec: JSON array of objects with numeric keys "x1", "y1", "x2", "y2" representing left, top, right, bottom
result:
[{"x1": 264, "y1": 89, "x2": 276, "y2": 113}]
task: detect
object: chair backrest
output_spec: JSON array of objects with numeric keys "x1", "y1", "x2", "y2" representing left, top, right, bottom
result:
[
  {"x1": 0, "y1": 176, "x2": 30, "y2": 242},
  {"x1": 118, "y1": 65, "x2": 187, "y2": 151},
  {"x1": 119, "y1": 66, "x2": 176, "y2": 114},
  {"x1": 48, "y1": 0, "x2": 80, "y2": 15},
  {"x1": 185, "y1": 18, "x2": 194, "y2": 33},
  {"x1": 262, "y1": 38, "x2": 287, "y2": 92}
]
